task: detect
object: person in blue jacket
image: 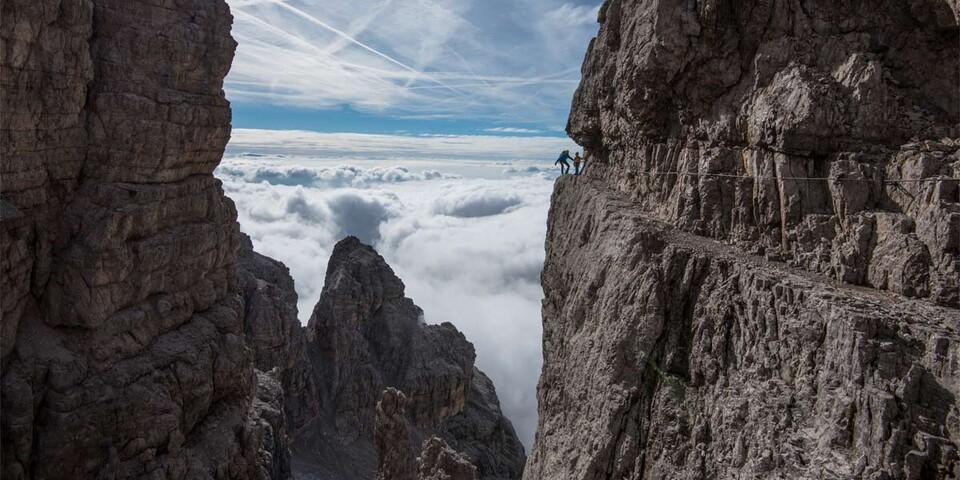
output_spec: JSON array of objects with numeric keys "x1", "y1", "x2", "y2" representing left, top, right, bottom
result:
[{"x1": 555, "y1": 150, "x2": 573, "y2": 174}]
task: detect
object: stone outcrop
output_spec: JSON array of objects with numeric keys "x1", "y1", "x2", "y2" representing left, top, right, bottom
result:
[
  {"x1": 291, "y1": 237, "x2": 526, "y2": 480},
  {"x1": 375, "y1": 388, "x2": 419, "y2": 480},
  {"x1": 0, "y1": 0, "x2": 285, "y2": 478},
  {"x1": 566, "y1": 0, "x2": 959, "y2": 307},
  {"x1": 250, "y1": 371, "x2": 293, "y2": 480},
  {"x1": 236, "y1": 234, "x2": 320, "y2": 432},
  {"x1": 527, "y1": 1, "x2": 960, "y2": 479},
  {"x1": 435, "y1": 369, "x2": 527, "y2": 478},
  {"x1": 529, "y1": 178, "x2": 960, "y2": 479},
  {"x1": 418, "y1": 437, "x2": 480, "y2": 480},
  {"x1": 375, "y1": 388, "x2": 480, "y2": 480}
]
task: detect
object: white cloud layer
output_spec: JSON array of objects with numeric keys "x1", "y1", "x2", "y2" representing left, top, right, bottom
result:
[
  {"x1": 228, "y1": 128, "x2": 579, "y2": 161},
  {"x1": 218, "y1": 142, "x2": 565, "y2": 448},
  {"x1": 431, "y1": 186, "x2": 523, "y2": 218},
  {"x1": 483, "y1": 127, "x2": 543, "y2": 134},
  {"x1": 225, "y1": 0, "x2": 602, "y2": 128},
  {"x1": 219, "y1": 163, "x2": 456, "y2": 188}
]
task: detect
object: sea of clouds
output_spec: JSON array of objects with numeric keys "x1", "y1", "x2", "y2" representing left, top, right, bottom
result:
[{"x1": 219, "y1": 129, "x2": 577, "y2": 449}]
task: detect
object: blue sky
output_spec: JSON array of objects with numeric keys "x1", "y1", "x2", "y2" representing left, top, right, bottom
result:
[{"x1": 226, "y1": 0, "x2": 602, "y2": 136}]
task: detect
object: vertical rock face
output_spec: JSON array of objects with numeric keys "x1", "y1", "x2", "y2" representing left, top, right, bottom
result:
[
  {"x1": 375, "y1": 388, "x2": 419, "y2": 480},
  {"x1": 308, "y1": 237, "x2": 474, "y2": 434},
  {"x1": 418, "y1": 437, "x2": 480, "y2": 480},
  {"x1": 528, "y1": 1, "x2": 959, "y2": 479},
  {"x1": 567, "y1": 0, "x2": 959, "y2": 307},
  {"x1": 531, "y1": 179, "x2": 960, "y2": 479},
  {"x1": 375, "y1": 388, "x2": 480, "y2": 480},
  {"x1": 236, "y1": 234, "x2": 321, "y2": 431},
  {"x1": 292, "y1": 237, "x2": 526, "y2": 480},
  {"x1": 0, "y1": 1, "x2": 283, "y2": 478},
  {"x1": 2, "y1": 3, "x2": 523, "y2": 480},
  {"x1": 250, "y1": 371, "x2": 293, "y2": 480},
  {"x1": 236, "y1": 235, "x2": 525, "y2": 479}
]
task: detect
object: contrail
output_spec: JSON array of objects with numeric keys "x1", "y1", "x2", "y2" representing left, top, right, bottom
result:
[
  {"x1": 250, "y1": 0, "x2": 463, "y2": 95},
  {"x1": 233, "y1": 8, "x2": 397, "y2": 86}
]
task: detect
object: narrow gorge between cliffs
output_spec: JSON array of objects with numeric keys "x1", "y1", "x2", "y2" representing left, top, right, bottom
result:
[{"x1": 2, "y1": 1, "x2": 959, "y2": 480}]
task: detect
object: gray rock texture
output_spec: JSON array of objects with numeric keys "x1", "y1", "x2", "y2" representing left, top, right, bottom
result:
[
  {"x1": 375, "y1": 388, "x2": 419, "y2": 480},
  {"x1": 251, "y1": 370, "x2": 294, "y2": 480},
  {"x1": 374, "y1": 388, "x2": 480, "y2": 480},
  {"x1": 567, "y1": 0, "x2": 959, "y2": 307},
  {"x1": 529, "y1": 178, "x2": 960, "y2": 479},
  {"x1": 291, "y1": 237, "x2": 525, "y2": 480},
  {"x1": 237, "y1": 234, "x2": 321, "y2": 433},
  {"x1": 2, "y1": 2, "x2": 523, "y2": 480},
  {"x1": 418, "y1": 437, "x2": 480, "y2": 480},
  {"x1": 0, "y1": 0, "x2": 285, "y2": 478},
  {"x1": 527, "y1": 1, "x2": 959, "y2": 478}
]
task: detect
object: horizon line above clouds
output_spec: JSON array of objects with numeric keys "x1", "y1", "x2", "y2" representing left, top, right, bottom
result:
[
  {"x1": 224, "y1": 0, "x2": 602, "y2": 133},
  {"x1": 227, "y1": 128, "x2": 581, "y2": 162}
]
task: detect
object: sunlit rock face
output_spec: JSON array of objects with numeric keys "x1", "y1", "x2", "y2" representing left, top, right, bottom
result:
[
  {"x1": 527, "y1": 1, "x2": 960, "y2": 479},
  {"x1": 566, "y1": 0, "x2": 959, "y2": 306},
  {"x1": 0, "y1": 0, "x2": 286, "y2": 478}
]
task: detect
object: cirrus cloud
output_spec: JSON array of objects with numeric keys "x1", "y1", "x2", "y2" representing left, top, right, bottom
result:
[
  {"x1": 225, "y1": 0, "x2": 602, "y2": 129},
  {"x1": 226, "y1": 128, "x2": 580, "y2": 161}
]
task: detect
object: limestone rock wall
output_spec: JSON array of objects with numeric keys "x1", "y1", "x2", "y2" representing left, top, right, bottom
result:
[
  {"x1": 528, "y1": 178, "x2": 960, "y2": 479},
  {"x1": 236, "y1": 234, "x2": 321, "y2": 432},
  {"x1": 375, "y1": 388, "x2": 480, "y2": 480},
  {"x1": 567, "y1": 0, "x2": 959, "y2": 307},
  {"x1": 527, "y1": 1, "x2": 960, "y2": 479},
  {"x1": 375, "y1": 388, "x2": 421, "y2": 480},
  {"x1": 2, "y1": 3, "x2": 525, "y2": 480},
  {"x1": 292, "y1": 237, "x2": 526, "y2": 480},
  {"x1": 0, "y1": 1, "x2": 279, "y2": 478}
]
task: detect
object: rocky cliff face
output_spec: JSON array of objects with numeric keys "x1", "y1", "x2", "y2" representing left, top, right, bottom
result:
[
  {"x1": 567, "y1": 0, "x2": 959, "y2": 307},
  {"x1": 2, "y1": 2, "x2": 524, "y2": 480},
  {"x1": 0, "y1": 0, "x2": 278, "y2": 478},
  {"x1": 236, "y1": 234, "x2": 321, "y2": 433},
  {"x1": 528, "y1": 1, "x2": 960, "y2": 479},
  {"x1": 289, "y1": 237, "x2": 526, "y2": 480},
  {"x1": 374, "y1": 388, "x2": 479, "y2": 480}
]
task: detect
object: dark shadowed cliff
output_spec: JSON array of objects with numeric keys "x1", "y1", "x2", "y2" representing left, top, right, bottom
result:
[
  {"x1": 1, "y1": 1, "x2": 268, "y2": 477},
  {"x1": 242, "y1": 236, "x2": 526, "y2": 480},
  {"x1": 1, "y1": 2, "x2": 524, "y2": 479},
  {"x1": 526, "y1": 1, "x2": 960, "y2": 479}
]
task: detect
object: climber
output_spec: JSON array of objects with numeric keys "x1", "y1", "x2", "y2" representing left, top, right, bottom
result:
[
  {"x1": 573, "y1": 152, "x2": 583, "y2": 175},
  {"x1": 555, "y1": 150, "x2": 573, "y2": 174}
]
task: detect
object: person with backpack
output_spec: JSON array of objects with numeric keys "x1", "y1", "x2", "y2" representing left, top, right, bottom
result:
[{"x1": 555, "y1": 150, "x2": 573, "y2": 174}]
